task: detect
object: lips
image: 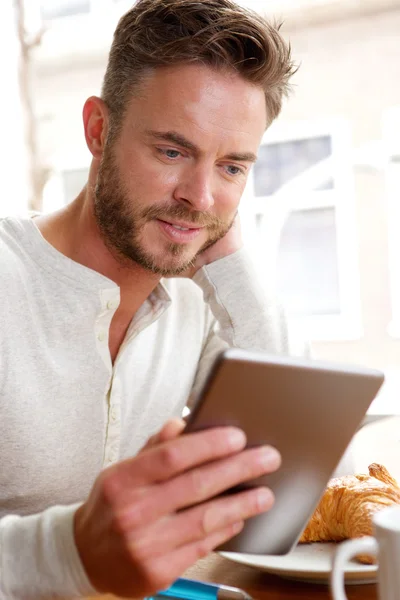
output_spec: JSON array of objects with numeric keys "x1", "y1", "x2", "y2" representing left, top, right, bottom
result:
[
  {"x1": 160, "y1": 219, "x2": 202, "y2": 231},
  {"x1": 157, "y1": 219, "x2": 203, "y2": 243}
]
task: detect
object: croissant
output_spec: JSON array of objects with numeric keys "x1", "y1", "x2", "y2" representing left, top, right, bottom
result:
[{"x1": 299, "y1": 463, "x2": 400, "y2": 563}]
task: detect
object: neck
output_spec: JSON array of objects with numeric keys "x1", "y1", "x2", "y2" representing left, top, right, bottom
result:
[{"x1": 35, "y1": 189, "x2": 161, "y2": 315}]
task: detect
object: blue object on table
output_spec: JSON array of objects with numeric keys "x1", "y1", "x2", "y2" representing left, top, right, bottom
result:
[{"x1": 146, "y1": 577, "x2": 252, "y2": 600}]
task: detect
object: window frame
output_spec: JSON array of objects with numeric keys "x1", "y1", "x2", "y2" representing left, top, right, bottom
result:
[{"x1": 239, "y1": 117, "x2": 362, "y2": 341}]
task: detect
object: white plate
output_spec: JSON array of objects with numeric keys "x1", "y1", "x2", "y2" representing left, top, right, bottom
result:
[{"x1": 221, "y1": 543, "x2": 378, "y2": 585}]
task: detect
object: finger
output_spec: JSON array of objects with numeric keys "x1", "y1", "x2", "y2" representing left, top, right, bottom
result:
[
  {"x1": 162, "y1": 445, "x2": 281, "y2": 512},
  {"x1": 118, "y1": 445, "x2": 280, "y2": 528},
  {"x1": 155, "y1": 418, "x2": 186, "y2": 443},
  {"x1": 144, "y1": 521, "x2": 245, "y2": 592},
  {"x1": 109, "y1": 426, "x2": 247, "y2": 490},
  {"x1": 140, "y1": 419, "x2": 186, "y2": 452},
  {"x1": 125, "y1": 486, "x2": 274, "y2": 560}
]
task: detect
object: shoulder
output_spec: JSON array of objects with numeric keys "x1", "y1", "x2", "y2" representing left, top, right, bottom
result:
[
  {"x1": 162, "y1": 276, "x2": 205, "y2": 311},
  {"x1": 0, "y1": 217, "x2": 27, "y2": 269},
  {"x1": 161, "y1": 276, "x2": 215, "y2": 329},
  {"x1": 0, "y1": 217, "x2": 37, "y2": 290}
]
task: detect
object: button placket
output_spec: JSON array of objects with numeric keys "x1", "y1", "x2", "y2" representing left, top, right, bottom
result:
[
  {"x1": 107, "y1": 299, "x2": 118, "y2": 311},
  {"x1": 110, "y1": 404, "x2": 119, "y2": 422},
  {"x1": 95, "y1": 288, "x2": 120, "y2": 369},
  {"x1": 103, "y1": 378, "x2": 122, "y2": 468},
  {"x1": 97, "y1": 331, "x2": 106, "y2": 342}
]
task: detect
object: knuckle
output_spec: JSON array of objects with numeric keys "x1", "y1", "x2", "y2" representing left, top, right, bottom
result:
[
  {"x1": 98, "y1": 471, "x2": 120, "y2": 506},
  {"x1": 128, "y1": 535, "x2": 149, "y2": 563},
  {"x1": 126, "y1": 498, "x2": 148, "y2": 528},
  {"x1": 252, "y1": 492, "x2": 265, "y2": 513},
  {"x1": 195, "y1": 536, "x2": 214, "y2": 560},
  {"x1": 242, "y1": 450, "x2": 267, "y2": 479},
  {"x1": 130, "y1": 509, "x2": 145, "y2": 531},
  {"x1": 201, "y1": 428, "x2": 228, "y2": 454},
  {"x1": 187, "y1": 467, "x2": 208, "y2": 499},
  {"x1": 142, "y1": 434, "x2": 157, "y2": 450},
  {"x1": 195, "y1": 521, "x2": 243, "y2": 560},
  {"x1": 244, "y1": 492, "x2": 264, "y2": 517},
  {"x1": 158, "y1": 444, "x2": 183, "y2": 472},
  {"x1": 199, "y1": 507, "x2": 213, "y2": 536},
  {"x1": 114, "y1": 501, "x2": 143, "y2": 533},
  {"x1": 110, "y1": 509, "x2": 127, "y2": 536}
]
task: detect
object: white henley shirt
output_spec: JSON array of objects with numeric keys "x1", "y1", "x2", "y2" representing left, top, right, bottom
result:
[{"x1": 0, "y1": 216, "x2": 296, "y2": 599}]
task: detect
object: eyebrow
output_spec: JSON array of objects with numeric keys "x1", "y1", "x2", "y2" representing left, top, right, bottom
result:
[
  {"x1": 146, "y1": 129, "x2": 258, "y2": 163},
  {"x1": 225, "y1": 151, "x2": 258, "y2": 163}
]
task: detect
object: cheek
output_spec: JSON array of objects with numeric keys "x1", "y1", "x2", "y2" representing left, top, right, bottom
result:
[
  {"x1": 214, "y1": 186, "x2": 243, "y2": 218},
  {"x1": 122, "y1": 153, "x2": 179, "y2": 194}
]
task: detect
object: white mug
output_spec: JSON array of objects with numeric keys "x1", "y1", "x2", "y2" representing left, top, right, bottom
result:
[{"x1": 330, "y1": 504, "x2": 400, "y2": 600}]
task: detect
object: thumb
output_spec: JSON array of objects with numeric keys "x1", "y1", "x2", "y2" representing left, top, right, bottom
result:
[{"x1": 140, "y1": 418, "x2": 186, "y2": 452}]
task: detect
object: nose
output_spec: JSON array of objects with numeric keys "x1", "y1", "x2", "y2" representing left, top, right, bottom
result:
[{"x1": 173, "y1": 165, "x2": 215, "y2": 212}]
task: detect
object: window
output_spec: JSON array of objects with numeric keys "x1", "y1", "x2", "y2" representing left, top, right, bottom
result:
[
  {"x1": 40, "y1": 0, "x2": 91, "y2": 20},
  {"x1": 276, "y1": 207, "x2": 340, "y2": 317},
  {"x1": 39, "y1": 0, "x2": 128, "y2": 21},
  {"x1": 42, "y1": 166, "x2": 89, "y2": 213},
  {"x1": 253, "y1": 135, "x2": 334, "y2": 197},
  {"x1": 384, "y1": 107, "x2": 400, "y2": 338},
  {"x1": 241, "y1": 119, "x2": 361, "y2": 340},
  {"x1": 61, "y1": 168, "x2": 89, "y2": 204}
]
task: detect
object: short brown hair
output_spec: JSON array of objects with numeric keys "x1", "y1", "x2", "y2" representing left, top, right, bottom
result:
[{"x1": 102, "y1": 0, "x2": 297, "y2": 130}]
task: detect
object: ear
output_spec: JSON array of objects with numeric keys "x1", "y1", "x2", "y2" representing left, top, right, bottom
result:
[{"x1": 82, "y1": 96, "x2": 109, "y2": 159}]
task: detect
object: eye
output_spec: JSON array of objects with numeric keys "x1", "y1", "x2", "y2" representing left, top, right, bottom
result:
[
  {"x1": 226, "y1": 165, "x2": 245, "y2": 176},
  {"x1": 158, "y1": 148, "x2": 182, "y2": 159}
]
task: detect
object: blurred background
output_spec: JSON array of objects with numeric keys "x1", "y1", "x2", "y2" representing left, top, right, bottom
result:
[{"x1": 2, "y1": 0, "x2": 400, "y2": 414}]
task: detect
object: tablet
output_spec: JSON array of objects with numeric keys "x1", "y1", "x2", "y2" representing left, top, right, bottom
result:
[{"x1": 184, "y1": 348, "x2": 384, "y2": 555}]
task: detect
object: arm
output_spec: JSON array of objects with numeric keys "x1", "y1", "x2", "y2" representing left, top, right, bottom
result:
[
  {"x1": 193, "y1": 247, "x2": 291, "y2": 353},
  {"x1": 190, "y1": 223, "x2": 355, "y2": 476},
  {"x1": 191, "y1": 250, "x2": 356, "y2": 476},
  {"x1": 192, "y1": 253, "x2": 355, "y2": 478},
  {"x1": 0, "y1": 426, "x2": 280, "y2": 599},
  {"x1": 0, "y1": 505, "x2": 95, "y2": 599},
  {"x1": 189, "y1": 217, "x2": 309, "y2": 398}
]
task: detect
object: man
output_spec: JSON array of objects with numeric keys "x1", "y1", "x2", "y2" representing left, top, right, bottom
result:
[{"x1": 0, "y1": 0, "x2": 298, "y2": 597}]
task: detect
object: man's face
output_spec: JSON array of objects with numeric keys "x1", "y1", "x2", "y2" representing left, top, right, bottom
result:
[{"x1": 94, "y1": 64, "x2": 267, "y2": 276}]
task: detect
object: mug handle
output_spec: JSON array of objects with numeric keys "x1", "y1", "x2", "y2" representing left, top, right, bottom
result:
[{"x1": 330, "y1": 537, "x2": 378, "y2": 600}]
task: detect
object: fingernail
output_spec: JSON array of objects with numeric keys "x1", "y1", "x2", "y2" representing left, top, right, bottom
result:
[
  {"x1": 228, "y1": 428, "x2": 246, "y2": 449},
  {"x1": 257, "y1": 487, "x2": 274, "y2": 509},
  {"x1": 259, "y1": 446, "x2": 281, "y2": 468}
]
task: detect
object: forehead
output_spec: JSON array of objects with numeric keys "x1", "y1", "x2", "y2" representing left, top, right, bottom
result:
[{"x1": 123, "y1": 64, "x2": 267, "y2": 152}]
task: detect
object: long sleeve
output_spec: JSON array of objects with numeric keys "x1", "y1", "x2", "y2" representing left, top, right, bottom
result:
[
  {"x1": 0, "y1": 504, "x2": 96, "y2": 599},
  {"x1": 192, "y1": 248, "x2": 355, "y2": 476},
  {"x1": 191, "y1": 247, "x2": 309, "y2": 397},
  {"x1": 193, "y1": 247, "x2": 290, "y2": 352}
]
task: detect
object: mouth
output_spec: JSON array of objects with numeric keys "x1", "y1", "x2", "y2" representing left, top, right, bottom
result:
[{"x1": 156, "y1": 219, "x2": 204, "y2": 243}]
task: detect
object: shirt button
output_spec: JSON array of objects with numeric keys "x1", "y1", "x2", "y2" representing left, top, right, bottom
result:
[
  {"x1": 97, "y1": 331, "x2": 106, "y2": 342},
  {"x1": 107, "y1": 300, "x2": 117, "y2": 310},
  {"x1": 111, "y1": 406, "x2": 118, "y2": 421}
]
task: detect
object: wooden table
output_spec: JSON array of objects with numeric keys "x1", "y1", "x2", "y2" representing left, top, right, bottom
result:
[{"x1": 88, "y1": 552, "x2": 378, "y2": 600}]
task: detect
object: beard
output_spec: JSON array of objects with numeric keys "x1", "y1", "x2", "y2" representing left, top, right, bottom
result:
[{"x1": 93, "y1": 143, "x2": 234, "y2": 276}]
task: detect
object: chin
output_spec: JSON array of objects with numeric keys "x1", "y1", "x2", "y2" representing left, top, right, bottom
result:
[
  {"x1": 133, "y1": 246, "x2": 194, "y2": 276},
  {"x1": 155, "y1": 256, "x2": 194, "y2": 276}
]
